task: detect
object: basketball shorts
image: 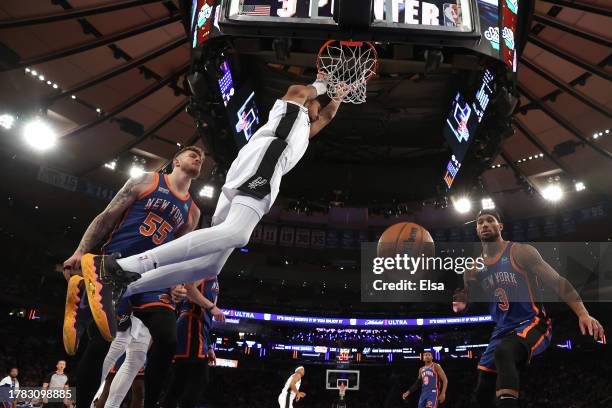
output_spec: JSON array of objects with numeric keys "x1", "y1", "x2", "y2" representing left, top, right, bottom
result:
[
  {"x1": 478, "y1": 317, "x2": 552, "y2": 372},
  {"x1": 418, "y1": 394, "x2": 438, "y2": 408},
  {"x1": 277, "y1": 391, "x2": 295, "y2": 408}
]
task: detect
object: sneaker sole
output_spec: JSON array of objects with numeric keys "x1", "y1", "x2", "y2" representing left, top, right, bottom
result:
[
  {"x1": 82, "y1": 253, "x2": 114, "y2": 341},
  {"x1": 63, "y1": 275, "x2": 83, "y2": 355}
]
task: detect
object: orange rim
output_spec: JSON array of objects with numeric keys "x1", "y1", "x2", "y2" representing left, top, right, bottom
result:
[{"x1": 317, "y1": 40, "x2": 379, "y2": 83}]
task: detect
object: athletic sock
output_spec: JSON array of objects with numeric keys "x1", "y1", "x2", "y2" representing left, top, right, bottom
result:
[{"x1": 496, "y1": 394, "x2": 519, "y2": 408}]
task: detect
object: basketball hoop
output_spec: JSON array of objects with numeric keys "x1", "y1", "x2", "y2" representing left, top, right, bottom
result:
[{"x1": 317, "y1": 40, "x2": 379, "y2": 104}]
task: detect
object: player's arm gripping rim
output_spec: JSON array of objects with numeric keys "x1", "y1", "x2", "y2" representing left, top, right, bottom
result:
[
  {"x1": 184, "y1": 280, "x2": 225, "y2": 323},
  {"x1": 512, "y1": 243, "x2": 605, "y2": 340},
  {"x1": 62, "y1": 173, "x2": 157, "y2": 280},
  {"x1": 281, "y1": 73, "x2": 343, "y2": 139},
  {"x1": 402, "y1": 367, "x2": 422, "y2": 400},
  {"x1": 308, "y1": 98, "x2": 341, "y2": 139},
  {"x1": 434, "y1": 363, "x2": 448, "y2": 403}
]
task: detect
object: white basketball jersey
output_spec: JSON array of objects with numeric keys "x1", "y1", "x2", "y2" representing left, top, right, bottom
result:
[
  {"x1": 251, "y1": 99, "x2": 310, "y2": 174},
  {"x1": 282, "y1": 374, "x2": 301, "y2": 399}
]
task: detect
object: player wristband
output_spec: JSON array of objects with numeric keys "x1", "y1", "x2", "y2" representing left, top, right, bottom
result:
[{"x1": 310, "y1": 80, "x2": 327, "y2": 96}]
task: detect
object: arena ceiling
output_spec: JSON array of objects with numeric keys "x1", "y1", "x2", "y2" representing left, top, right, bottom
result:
[{"x1": 0, "y1": 0, "x2": 610, "y2": 231}]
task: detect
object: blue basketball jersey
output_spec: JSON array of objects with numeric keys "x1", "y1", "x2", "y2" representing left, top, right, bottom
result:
[
  {"x1": 102, "y1": 173, "x2": 195, "y2": 308},
  {"x1": 420, "y1": 365, "x2": 438, "y2": 397},
  {"x1": 179, "y1": 278, "x2": 219, "y2": 331},
  {"x1": 176, "y1": 278, "x2": 219, "y2": 360},
  {"x1": 476, "y1": 242, "x2": 547, "y2": 335}
]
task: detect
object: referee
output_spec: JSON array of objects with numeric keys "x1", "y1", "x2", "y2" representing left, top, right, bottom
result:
[{"x1": 42, "y1": 361, "x2": 70, "y2": 408}]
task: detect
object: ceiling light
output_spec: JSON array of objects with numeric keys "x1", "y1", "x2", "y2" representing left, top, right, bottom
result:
[
  {"x1": 23, "y1": 119, "x2": 57, "y2": 151},
  {"x1": 199, "y1": 185, "x2": 214, "y2": 198},
  {"x1": 0, "y1": 114, "x2": 15, "y2": 130},
  {"x1": 52, "y1": 83, "x2": 58, "y2": 89},
  {"x1": 542, "y1": 184, "x2": 564, "y2": 202},
  {"x1": 71, "y1": 95, "x2": 76, "y2": 99},
  {"x1": 25, "y1": 68, "x2": 30, "y2": 73},
  {"x1": 38, "y1": 75, "x2": 44, "y2": 81},
  {"x1": 574, "y1": 181, "x2": 586, "y2": 192},
  {"x1": 129, "y1": 164, "x2": 144, "y2": 178},
  {"x1": 453, "y1": 197, "x2": 472, "y2": 214},
  {"x1": 31, "y1": 70, "x2": 37, "y2": 76},
  {"x1": 46, "y1": 80, "x2": 52, "y2": 85},
  {"x1": 96, "y1": 108, "x2": 101, "y2": 113},
  {"x1": 104, "y1": 160, "x2": 117, "y2": 170},
  {"x1": 481, "y1": 198, "x2": 495, "y2": 210}
]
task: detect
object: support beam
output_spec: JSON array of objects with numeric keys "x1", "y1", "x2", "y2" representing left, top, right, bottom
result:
[
  {"x1": 79, "y1": 100, "x2": 188, "y2": 175},
  {"x1": 517, "y1": 83, "x2": 612, "y2": 161},
  {"x1": 500, "y1": 150, "x2": 538, "y2": 192},
  {"x1": 62, "y1": 65, "x2": 189, "y2": 140},
  {"x1": 49, "y1": 36, "x2": 187, "y2": 103},
  {"x1": 520, "y1": 57, "x2": 612, "y2": 119},
  {"x1": 537, "y1": 0, "x2": 612, "y2": 18},
  {"x1": 3, "y1": 14, "x2": 181, "y2": 72},
  {"x1": 528, "y1": 35, "x2": 612, "y2": 82},
  {"x1": 512, "y1": 118, "x2": 574, "y2": 176},
  {"x1": 532, "y1": 13, "x2": 612, "y2": 49},
  {"x1": 0, "y1": 0, "x2": 165, "y2": 29}
]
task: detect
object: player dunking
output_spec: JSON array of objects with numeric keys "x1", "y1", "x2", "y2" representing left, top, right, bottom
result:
[
  {"x1": 402, "y1": 351, "x2": 447, "y2": 408},
  {"x1": 80, "y1": 75, "x2": 343, "y2": 340},
  {"x1": 453, "y1": 209, "x2": 605, "y2": 408}
]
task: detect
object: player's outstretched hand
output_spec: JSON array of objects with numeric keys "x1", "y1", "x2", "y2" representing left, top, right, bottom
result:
[
  {"x1": 452, "y1": 288, "x2": 467, "y2": 313},
  {"x1": 211, "y1": 306, "x2": 226, "y2": 323},
  {"x1": 402, "y1": 391, "x2": 410, "y2": 400},
  {"x1": 578, "y1": 313, "x2": 605, "y2": 340},
  {"x1": 63, "y1": 251, "x2": 84, "y2": 281},
  {"x1": 171, "y1": 285, "x2": 187, "y2": 302},
  {"x1": 207, "y1": 348, "x2": 217, "y2": 367},
  {"x1": 439, "y1": 392, "x2": 446, "y2": 403},
  {"x1": 334, "y1": 82, "x2": 350, "y2": 100},
  {"x1": 295, "y1": 392, "x2": 306, "y2": 401}
]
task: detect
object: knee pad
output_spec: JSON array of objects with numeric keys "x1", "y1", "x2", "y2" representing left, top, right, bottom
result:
[
  {"x1": 472, "y1": 371, "x2": 496, "y2": 408},
  {"x1": 494, "y1": 337, "x2": 527, "y2": 392}
]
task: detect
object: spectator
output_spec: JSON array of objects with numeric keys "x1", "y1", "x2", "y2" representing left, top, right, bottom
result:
[
  {"x1": 42, "y1": 361, "x2": 70, "y2": 408},
  {"x1": 0, "y1": 367, "x2": 19, "y2": 408}
]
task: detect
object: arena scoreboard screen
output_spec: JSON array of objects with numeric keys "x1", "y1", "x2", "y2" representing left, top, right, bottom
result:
[
  {"x1": 208, "y1": 0, "x2": 518, "y2": 64},
  {"x1": 443, "y1": 68, "x2": 495, "y2": 188}
]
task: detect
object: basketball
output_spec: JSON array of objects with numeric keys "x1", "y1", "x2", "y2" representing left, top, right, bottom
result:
[{"x1": 377, "y1": 222, "x2": 435, "y2": 258}]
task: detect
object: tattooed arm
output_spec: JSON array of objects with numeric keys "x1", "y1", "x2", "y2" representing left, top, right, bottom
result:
[{"x1": 61, "y1": 173, "x2": 156, "y2": 279}]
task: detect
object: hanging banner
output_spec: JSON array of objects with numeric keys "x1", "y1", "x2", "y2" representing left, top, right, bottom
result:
[
  {"x1": 295, "y1": 229, "x2": 311, "y2": 248},
  {"x1": 280, "y1": 227, "x2": 295, "y2": 247},
  {"x1": 341, "y1": 230, "x2": 356, "y2": 249},
  {"x1": 251, "y1": 224, "x2": 263, "y2": 243},
  {"x1": 262, "y1": 225, "x2": 278, "y2": 245},
  {"x1": 311, "y1": 230, "x2": 326, "y2": 249}
]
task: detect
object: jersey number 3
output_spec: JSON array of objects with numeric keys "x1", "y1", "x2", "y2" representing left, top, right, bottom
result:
[
  {"x1": 140, "y1": 213, "x2": 173, "y2": 245},
  {"x1": 495, "y1": 288, "x2": 510, "y2": 311}
]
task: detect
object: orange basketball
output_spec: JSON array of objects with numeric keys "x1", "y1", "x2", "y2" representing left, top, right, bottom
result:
[{"x1": 377, "y1": 222, "x2": 435, "y2": 258}]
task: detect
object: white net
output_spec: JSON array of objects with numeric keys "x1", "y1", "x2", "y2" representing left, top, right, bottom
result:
[{"x1": 317, "y1": 41, "x2": 378, "y2": 104}]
